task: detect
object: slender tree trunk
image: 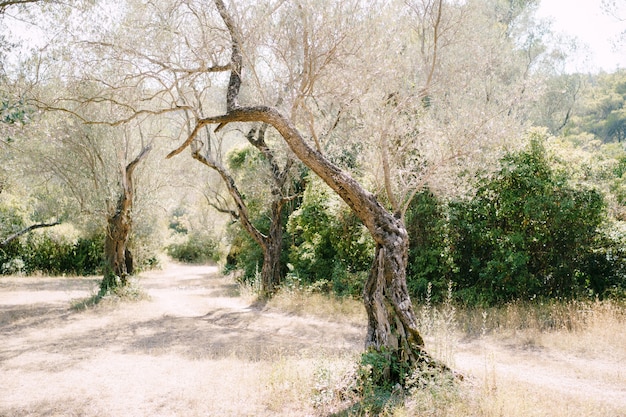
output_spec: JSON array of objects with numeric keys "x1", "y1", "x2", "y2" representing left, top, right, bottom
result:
[{"x1": 260, "y1": 199, "x2": 285, "y2": 295}]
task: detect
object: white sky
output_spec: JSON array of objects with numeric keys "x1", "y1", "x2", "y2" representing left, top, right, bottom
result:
[{"x1": 536, "y1": 0, "x2": 626, "y2": 72}]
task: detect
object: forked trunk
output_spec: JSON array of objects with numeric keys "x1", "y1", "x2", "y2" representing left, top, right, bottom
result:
[
  {"x1": 191, "y1": 125, "x2": 291, "y2": 297},
  {"x1": 100, "y1": 145, "x2": 151, "y2": 294}
]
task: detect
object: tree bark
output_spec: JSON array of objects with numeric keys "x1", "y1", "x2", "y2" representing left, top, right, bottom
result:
[
  {"x1": 261, "y1": 199, "x2": 286, "y2": 294},
  {"x1": 102, "y1": 145, "x2": 151, "y2": 290},
  {"x1": 104, "y1": 198, "x2": 132, "y2": 284}
]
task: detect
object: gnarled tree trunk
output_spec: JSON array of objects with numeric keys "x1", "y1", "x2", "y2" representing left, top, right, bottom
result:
[
  {"x1": 104, "y1": 196, "x2": 132, "y2": 284},
  {"x1": 101, "y1": 145, "x2": 151, "y2": 292}
]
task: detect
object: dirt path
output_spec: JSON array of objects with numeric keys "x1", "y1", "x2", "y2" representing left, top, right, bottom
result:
[
  {"x1": 0, "y1": 264, "x2": 363, "y2": 416},
  {"x1": 1, "y1": 264, "x2": 625, "y2": 416}
]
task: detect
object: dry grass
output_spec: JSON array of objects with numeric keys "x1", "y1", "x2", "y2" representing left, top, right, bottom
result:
[
  {"x1": 231, "y1": 281, "x2": 626, "y2": 417},
  {"x1": 266, "y1": 288, "x2": 366, "y2": 325},
  {"x1": 458, "y1": 298, "x2": 626, "y2": 360},
  {"x1": 395, "y1": 296, "x2": 626, "y2": 417},
  {"x1": 281, "y1": 288, "x2": 626, "y2": 417}
]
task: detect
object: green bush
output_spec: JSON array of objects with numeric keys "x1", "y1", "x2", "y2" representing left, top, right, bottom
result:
[
  {"x1": 72, "y1": 234, "x2": 106, "y2": 275},
  {"x1": 167, "y1": 232, "x2": 220, "y2": 264},
  {"x1": 405, "y1": 190, "x2": 455, "y2": 302},
  {"x1": 287, "y1": 175, "x2": 374, "y2": 296},
  {"x1": 0, "y1": 232, "x2": 104, "y2": 276},
  {"x1": 449, "y1": 136, "x2": 610, "y2": 305}
]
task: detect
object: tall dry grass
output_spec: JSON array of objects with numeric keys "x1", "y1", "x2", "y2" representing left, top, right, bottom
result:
[
  {"x1": 253, "y1": 285, "x2": 626, "y2": 416},
  {"x1": 459, "y1": 297, "x2": 626, "y2": 359}
]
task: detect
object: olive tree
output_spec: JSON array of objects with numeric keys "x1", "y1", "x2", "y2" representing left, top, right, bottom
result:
[
  {"x1": 8, "y1": 0, "x2": 184, "y2": 290},
  {"x1": 189, "y1": 122, "x2": 299, "y2": 296},
  {"x1": 167, "y1": 0, "x2": 431, "y2": 372},
  {"x1": 15, "y1": 0, "x2": 567, "y2": 376}
]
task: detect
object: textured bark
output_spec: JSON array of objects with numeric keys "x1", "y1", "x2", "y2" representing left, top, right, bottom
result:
[
  {"x1": 261, "y1": 199, "x2": 285, "y2": 295},
  {"x1": 102, "y1": 145, "x2": 151, "y2": 289},
  {"x1": 174, "y1": 106, "x2": 429, "y2": 365},
  {"x1": 104, "y1": 198, "x2": 132, "y2": 283},
  {"x1": 365, "y1": 239, "x2": 425, "y2": 360}
]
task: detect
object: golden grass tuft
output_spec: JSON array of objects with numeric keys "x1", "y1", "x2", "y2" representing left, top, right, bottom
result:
[{"x1": 266, "y1": 288, "x2": 367, "y2": 325}]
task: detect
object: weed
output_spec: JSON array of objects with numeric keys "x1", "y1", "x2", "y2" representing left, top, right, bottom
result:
[{"x1": 418, "y1": 281, "x2": 458, "y2": 365}]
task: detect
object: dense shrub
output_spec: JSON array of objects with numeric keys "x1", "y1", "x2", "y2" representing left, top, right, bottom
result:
[
  {"x1": 223, "y1": 224, "x2": 267, "y2": 279},
  {"x1": 287, "y1": 176, "x2": 374, "y2": 297},
  {"x1": 449, "y1": 138, "x2": 610, "y2": 305},
  {"x1": 405, "y1": 190, "x2": 454, "y2": 303},
  {"x1": 0, "y1": 233, "x2": 104, "y2": 275},
  {"x1": 221, "y1": 202, "x2": 293, "y2": 285},
  {"x1": 222, "y1": 139, "x2": 625, "y2": 304},
  {"x1": 167, "y1": 232, "x2": 220, "y2": 264}
]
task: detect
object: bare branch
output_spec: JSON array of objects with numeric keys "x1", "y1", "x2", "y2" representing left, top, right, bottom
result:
[
  {"x1": 192, "y1": 146, "x2": 267, "y2": 248},
  {"x1": 80, "y1": 41, "x2": 232, "y2": 75},
  {"x1": 34, "y1": 102, "x2": 192, "y2": 127},
  {"x1": 1, "y1": 221, "x2": 61, "y2": 247},
  {"x1": 0, "y1": 0, "x2": 41, "y2": 12}
]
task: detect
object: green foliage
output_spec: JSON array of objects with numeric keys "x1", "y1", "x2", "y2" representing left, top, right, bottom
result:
[
  {"x1": 358, "y1": 347, "x2": 411, "y2": 391},
  {"x1": 95, "y1": 270, "x2": 148, "y2": 304},
  {"x1": 353, "y1": 347, "x2": 405, "y2": 414},
  {"x1": 405, "y1": 190, "x2": 455, "y2": 302},
  {"x1": 166, "y1": 232, "x2": 220, "y2": 264},
  {"x1": 223, "y1": 204, "x2": 294, "y2": 288},
  {"x1": 221, "y1": 143, "x2": 305, "y2": 288},
  {"x1": 561, "y1": 70, "x2": 626, "y2": 143},
  {"x1": 0, "y1": 203, "x2": 25, "y2": 234},
  {"x1": 168, "y1": 206, "x2": 188, "y2": 234},
  {"x1": 224, "y1": 173, "x2": 373, "y2": 297},
  {"x1": 287, "y1": 175, "x2": 374, "y2": 297},
  {"x1": 0, "y1": 233, "x2": 104, "y2": 276},
  {"x1": 352, "y1": 347, "x2": 457, "y2": 415},
  {"x1": 1, "y1": 96, "x2": 32, "y2": 126},
  {"x1": 449, "y1": 136, "x2": 610, "y2": 305}
]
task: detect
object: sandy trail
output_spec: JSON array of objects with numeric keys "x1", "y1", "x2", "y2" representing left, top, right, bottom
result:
[
  {"x1": 0, "y1": 264, "x2": 363, "y2": 416},
  {"x1": 1, "y1": 264, "x2": 625, "y2": 416}
]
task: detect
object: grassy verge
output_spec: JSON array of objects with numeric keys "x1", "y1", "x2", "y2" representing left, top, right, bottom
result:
[{"x1": 259, "y1": 284, "x2": 626, "y2": 416}]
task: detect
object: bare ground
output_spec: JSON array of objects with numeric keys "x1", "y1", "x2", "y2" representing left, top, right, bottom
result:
[
  {"x1": 1, "y1": 263, "x2": 625, "y2": 416},
  {"x1": 0, "y1": 264, "x2": 362, "y2": 417}
]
